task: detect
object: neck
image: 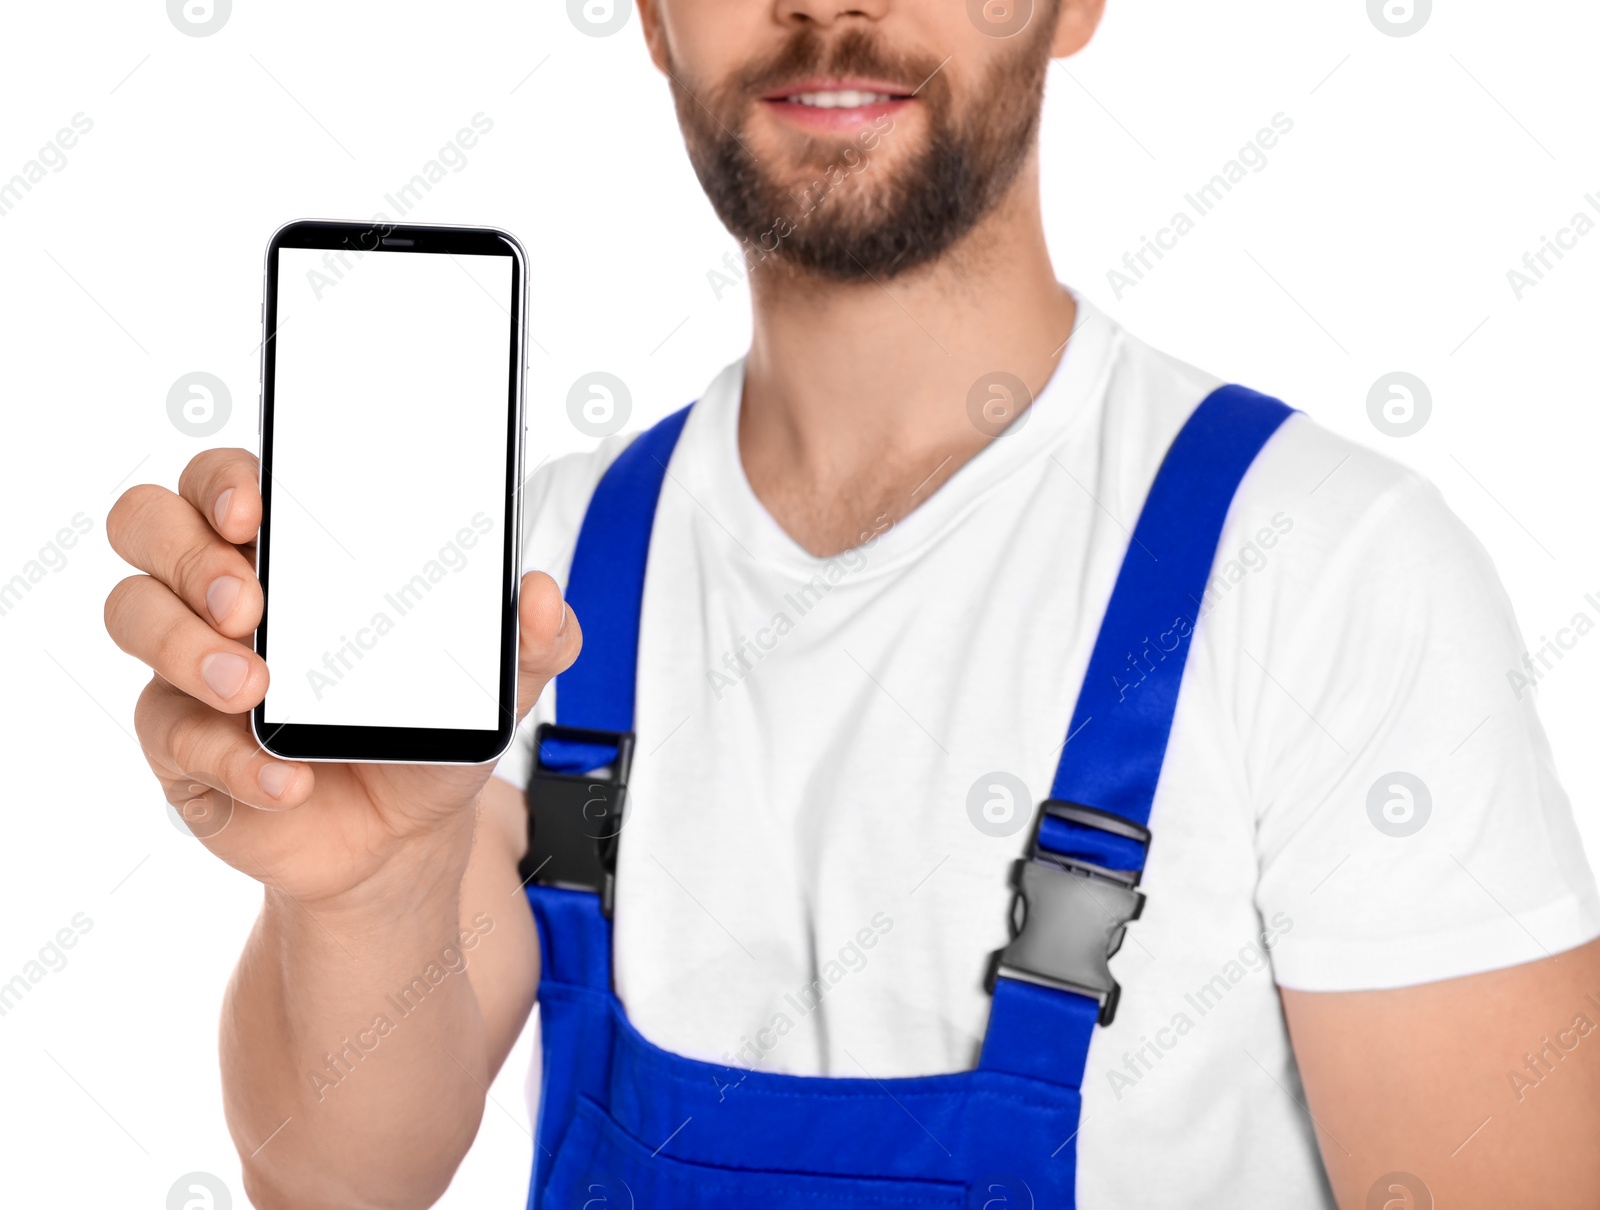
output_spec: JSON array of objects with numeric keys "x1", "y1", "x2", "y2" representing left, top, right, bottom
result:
[{"x1": 737, "y1": 154, "x2": 1076, "y2": 557}]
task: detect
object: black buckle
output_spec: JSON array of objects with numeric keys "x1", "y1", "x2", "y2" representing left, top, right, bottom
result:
[
  {"x1": 985, "y1": 800, "x2": 1150, "y2": 1025},
  {"x1": 520, "y1": 723, "x2": 635, "y2": 918}
]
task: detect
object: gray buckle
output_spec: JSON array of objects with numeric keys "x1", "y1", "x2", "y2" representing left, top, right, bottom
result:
[
  {"x1": 985, "y1": 801, "x2": 1148, "y2": 1025},
  {"x1": 989, "y1": 860, "x2": 1144, "y2": 1024}
]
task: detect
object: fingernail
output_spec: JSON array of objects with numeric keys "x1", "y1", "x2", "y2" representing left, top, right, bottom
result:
[
  {"x1": 200, "y1": 651, "x2": 249, "y2": 699},
  {"x1": 206, "y1": 576, "x2": 242, "y2": 624},
  {"x1": 213, "y1": 487, "x2": 235, "y2": 532},
  {"x1": 556, "y1": 602, "x2": 569, "y2": 638},
  {"x1": 258, "y1": 762, "x2": 295, "y2": 799}
]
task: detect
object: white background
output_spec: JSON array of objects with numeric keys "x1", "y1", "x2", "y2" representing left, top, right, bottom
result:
[
  {"x1": 265, "y1": 247, "x2": 510, "y2": 731},
  {"x1": 0, "y1": 0, "x2": 1596, "y2": 1205}
]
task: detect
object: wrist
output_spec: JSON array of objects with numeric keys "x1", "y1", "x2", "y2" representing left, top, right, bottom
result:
[{"x1": 275, "y1": 807, "x2": 478, "y2": 926}]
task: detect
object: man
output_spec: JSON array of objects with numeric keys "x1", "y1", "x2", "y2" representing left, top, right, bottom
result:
[{"x1": 104, "y1": 0, "x2": 1600, "y2": 1206}]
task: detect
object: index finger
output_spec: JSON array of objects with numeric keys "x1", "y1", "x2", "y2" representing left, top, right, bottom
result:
[{"x1": 177, "y1": 447, "x2": 261, "y2": 546}]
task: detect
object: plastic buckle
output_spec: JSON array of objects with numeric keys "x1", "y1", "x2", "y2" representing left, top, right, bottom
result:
[
  {"x1": 985, "y1": 800, "x2": 1150, "y2": 1026},
  {"x1": 520, "y1": 723, "x2": 635, "y2": 918}
]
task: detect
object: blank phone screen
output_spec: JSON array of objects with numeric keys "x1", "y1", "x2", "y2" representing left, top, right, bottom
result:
[{"x1": 260, "y1": 244, "x2": 517, "y2": 735}]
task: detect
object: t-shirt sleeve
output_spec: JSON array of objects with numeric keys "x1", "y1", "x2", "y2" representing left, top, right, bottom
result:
[
  {"x1": 1243, "y1": 462, "x2": 1600, "y2": 991},
  {"x1": 489, "y1": 434, "x2": 633, "y2": 790}
]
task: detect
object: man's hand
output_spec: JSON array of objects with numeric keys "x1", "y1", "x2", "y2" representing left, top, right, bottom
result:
[
  {"x1": 105, "y1": 448, "x2": 578, "y2": 1208},
  {"x1": 106, "y1": 446, "x2": 575, "y2": 905}
]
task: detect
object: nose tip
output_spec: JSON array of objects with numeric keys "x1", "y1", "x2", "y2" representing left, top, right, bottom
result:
[{"x1": 777, "y1": 0, "x2": 890, "y2": 26}]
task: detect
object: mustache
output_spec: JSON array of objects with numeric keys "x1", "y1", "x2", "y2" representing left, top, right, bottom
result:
[{"x1": 733, "y1": 27, "x2": 946, "y2": 102}]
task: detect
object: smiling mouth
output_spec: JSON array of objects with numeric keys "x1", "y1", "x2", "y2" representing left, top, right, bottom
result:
[
  {"x1": 761, "y1": 77, "x2": 918, "y2": 108},
  {"x1": 758, "y1": 82, "x2": 918, "y2": 132},
  {"x1": 773, "y1": 88, "x2": 909, "y2": 108}
]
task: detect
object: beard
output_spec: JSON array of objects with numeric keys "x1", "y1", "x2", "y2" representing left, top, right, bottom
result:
[{"x1": 668, "y1": 22, "x2": 1055, "y2": 282}]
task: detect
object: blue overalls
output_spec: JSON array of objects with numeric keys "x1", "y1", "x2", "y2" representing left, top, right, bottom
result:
[{"x1": 521, "y1": 385, "x2": 1294, "y2": 1208}]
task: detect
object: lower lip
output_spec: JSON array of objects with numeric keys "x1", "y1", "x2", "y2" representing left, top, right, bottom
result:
[{"x1": 761, "y1": 96, "x2": 913, "y2": 132}]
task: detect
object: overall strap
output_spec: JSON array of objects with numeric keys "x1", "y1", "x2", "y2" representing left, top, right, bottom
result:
[
  {"x1": 1050, "y1": 385, "x2": 1296, "y2": 825},
  {"x1": 979, "y1": 384, "x2": 1294, "y2": 1084},
  {"x1": 522, "y1": 405, "x2": 693, "y2": 990},
  {"x1": 540, "y1": 404, "x2": 693, "y2": 771}
]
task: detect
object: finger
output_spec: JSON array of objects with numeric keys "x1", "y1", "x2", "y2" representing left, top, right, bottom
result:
[
  {"x1": 106, "y1": 483, "x2": 261, "y2": 638},
  {"x1": 176, "y1": 447, "x2": 261, "y2": 547},
  {"x1": 136, "y1": 677, "x2": 312, "y2": 811},
  {"x1": 106, "y1": 575, "x2": 268, "y2": 713},
  {"x1": 517, "y1": 571, "x2": 580, "y2": 720}
]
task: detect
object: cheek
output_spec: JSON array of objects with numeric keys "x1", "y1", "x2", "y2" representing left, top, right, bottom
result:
[{"x1": 656, "y1": 0, "x2": 768, "y2": 89}]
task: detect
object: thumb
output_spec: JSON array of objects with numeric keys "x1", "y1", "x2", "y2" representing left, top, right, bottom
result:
[{"x1": 516, "y1": 570, "x2": 581, "y2": 719}]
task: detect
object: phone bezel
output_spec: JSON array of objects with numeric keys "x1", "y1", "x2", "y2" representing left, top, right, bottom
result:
[{"x1": 251, "y1": 218, "x2": 526, "y2": 764}]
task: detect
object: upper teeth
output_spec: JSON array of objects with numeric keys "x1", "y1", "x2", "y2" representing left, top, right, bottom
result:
[{"x1": 789, "y1": 90, "x2": 894, "y2": 108}]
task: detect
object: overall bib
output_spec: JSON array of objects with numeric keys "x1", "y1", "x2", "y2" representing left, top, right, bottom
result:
[{"x1": 521, "y1": 385, "x2": 1293, "y2": 1208}]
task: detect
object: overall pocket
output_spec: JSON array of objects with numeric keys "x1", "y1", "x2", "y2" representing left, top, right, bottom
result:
[{"x1": 541, "y1": 1096, "x2": 969, "y2": 1210}]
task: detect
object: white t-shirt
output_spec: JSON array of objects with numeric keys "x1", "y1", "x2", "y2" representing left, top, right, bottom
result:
[{"x1": 496, "y1": 295, "x2": 1600, "y2": 1208}]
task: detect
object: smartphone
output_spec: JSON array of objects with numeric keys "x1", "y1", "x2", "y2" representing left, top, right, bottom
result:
[{"x1": 252, "y1": 219, "x2": 527, "y2": 763}]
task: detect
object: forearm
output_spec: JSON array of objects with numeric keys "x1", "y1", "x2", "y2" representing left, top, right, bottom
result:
[
  {"x1": 102, "y1": 444, "x2": 568, "y2": 1204},
  {"x1": 222, "y1": 823, "x2": 487, "y2": 1210}
]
